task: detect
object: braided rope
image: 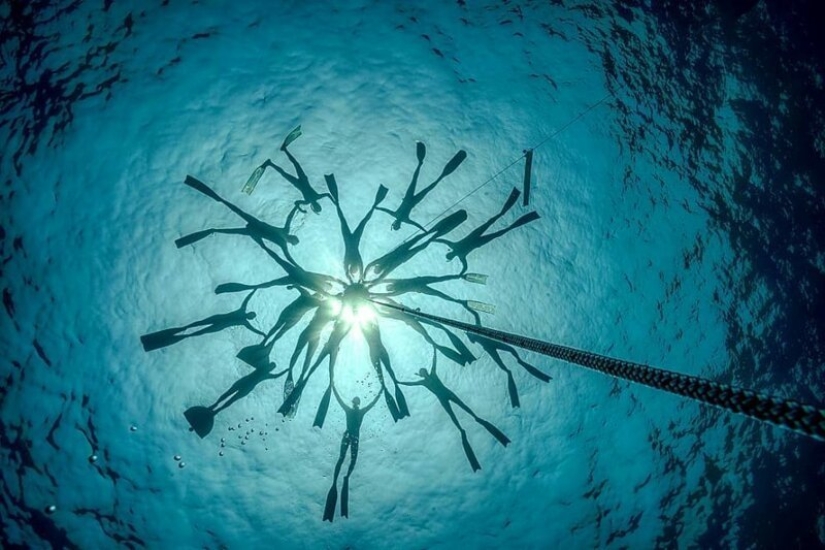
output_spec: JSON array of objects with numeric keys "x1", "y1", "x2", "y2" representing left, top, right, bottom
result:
[{"x1": 374, "y1": 300, "x2": 825, "y2": 442}]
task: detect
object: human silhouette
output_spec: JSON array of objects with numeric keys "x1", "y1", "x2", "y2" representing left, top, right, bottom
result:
[
  {"x1": 253, "y1": 236, "x2": 343, "y2": 294},
  {"x1": 376, "y1": 142, "x2": 467, "y2": 231},
  {"x1": 466, "y1": 333, "x2": 551, "y2": 408},
  {"x1": 279, "y1": 297, "x2": 341, "y2": 417},
  {"x1": 399, "y1": 351, "x2": 509, "y2": 471},
  {"x1": 214, "y1": 275, "x2": 292, "y2": 295},
  {"x1": 364, "y1": 209, "x2": 467, "y2": 283},
  {"x1": 377, "y1": 273, "x2": 485, "y2": 325},
  {"x1": 258, "y1": 143, "x2": 330, "y2": 213},
  {"x1": 140, "y1": 291, "x2": 263, "y2": 352},
  {"x1": 184, "y1": 362, "x2": 287, "y2": 438},
  {"x1": 278, "y1": 318, "x2": 351, "y2": 417},
  {"x1": 325, "y1": 174, "x2": 388, "y2": 283},
  {"x1": 263, "y1": 286, "x2": 326, "y2": 345},
  {"x1": 372, "y1": 298, "x2": 477, "y2": 366},
  {"x1": 361, "y1": 318, "x2": 409, "y2": 421},
  {"x1": 323, "y1": 385, "x2": 381, "y2": 521},
  {"x1": 176, "y1": 176, "x2": 301, "y2": 258},
  {"x1": 436, "y1": 187, "x2": 540, "y2": 273}
]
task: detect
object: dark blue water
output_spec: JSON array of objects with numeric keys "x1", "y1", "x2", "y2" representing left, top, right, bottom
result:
[{"x1": 1, "y1": 1, "x2": 823, "y2": 548}]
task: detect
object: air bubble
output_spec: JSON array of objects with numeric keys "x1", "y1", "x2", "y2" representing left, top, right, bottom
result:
[
  {"x1": 88, "y1": 454, "x2": 98, "y2": 464},
  {"x1": 45, "y1": 505, "x2": 57, "y2": 514},
  {"x1": 174, "y1": 455, "x2": 181, "y2": 461},
  {"x1": 178, "y1": 462, "x2": 186, "y2": 468}
]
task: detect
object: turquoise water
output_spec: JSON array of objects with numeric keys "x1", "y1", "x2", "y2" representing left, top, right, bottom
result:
[{"x1": 2, "y1": 1, "x2": 823, "y2": 548}]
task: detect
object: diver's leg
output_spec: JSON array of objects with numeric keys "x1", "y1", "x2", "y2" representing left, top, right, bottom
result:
[
  {"x1": 324, "y1": 435, "x2": 349, "y2": 522},
  {"x1": 341, "y1": 437, "x2": 359, "y2": 517}
]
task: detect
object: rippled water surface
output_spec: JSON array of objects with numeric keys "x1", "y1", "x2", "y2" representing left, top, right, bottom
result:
[{"x1": 2, "y1": 1, "x2": 823, "y2": 548}]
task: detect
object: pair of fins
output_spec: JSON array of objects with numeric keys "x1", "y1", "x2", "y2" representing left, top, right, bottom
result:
[{"x1": 241, "y1": 125, "x2": 303, "y2": 194}]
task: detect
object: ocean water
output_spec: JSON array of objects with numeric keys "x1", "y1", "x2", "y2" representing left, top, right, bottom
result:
[{"x1": 1, "y1": 1, "x2": 823, "y2": 548}]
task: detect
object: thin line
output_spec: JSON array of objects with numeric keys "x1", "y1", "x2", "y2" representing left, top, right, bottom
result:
[{"x1": 404, "y1": 92, "x2": 612, "y2": 241}]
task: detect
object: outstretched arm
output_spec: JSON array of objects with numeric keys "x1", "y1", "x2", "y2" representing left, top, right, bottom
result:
[
  {"x1": 363, "y1": 384, "x2": 382, "y2": 412},
  {"x1": 332, "y1": 380, "x2": 347, "y2": 409},
  {"x1": 240, "y1": 289, "x2": 257, "y2": 311}
]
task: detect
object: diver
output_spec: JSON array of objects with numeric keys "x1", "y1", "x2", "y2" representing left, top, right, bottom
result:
[
  {"x1": 176, "y1": 176, "x2": 300, "y2": 258},
  {"x1": 263, "y1": 285, "x2": 327, "y2": 345},
  {"x1": 376, "y1": 273, "x2": 485, "y2": 325},
  {"x1": 323, "y1": 384, "x2": 381, "y2": 521},
  {"x1": 436, "y1": 187, "x2": 540, "y2": 274},
  {"x1": 183, "y1": 361, "x2": 287, "y2": 438},
  {"x1": 373, "y1": 298, "x2": 476, "y2": 366},
  {"x1": 466, "y1": 332, "x2": 551, "y2": 408},
  {"x1": 263, "y1": 128, "x2": 330, "y2": 213},
  {"x1": 377, "y1": 142, "x2": 467, "y2": 231},
  {"x1": 325, "y1": 173, "x2": 389, "y2": 282},
  {"x1": 252, "y1": 235, "x2": 343, "y2": 294},
  {"x1": 361, "y1": 316, "x2": 410, "y2": 420},
  {"x1": 364, "y1": 209, "x2": 467, "y2": 283},
  {"x1": 140, "y1": 290, "x2": 263, "y2": 352},
  {"x1": 398, "y1": 350, "x2": 509, "y2": 471}
]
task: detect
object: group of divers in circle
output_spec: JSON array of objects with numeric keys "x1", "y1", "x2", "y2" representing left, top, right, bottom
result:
[{"x1": 140, "y1": 126, "x2": 548, "y2": 521}]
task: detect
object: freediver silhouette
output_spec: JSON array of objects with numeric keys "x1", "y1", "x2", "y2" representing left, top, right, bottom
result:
[
  {"x1": 377, "y1": 273, "x2": 487, "y2": 325},
  {"x1": 140, "y1": 290, "x2": 263, "y2": 352},
  {"x1": 364, "y1": 209, "x2": 468, "y2": 283},
  {"x1": 398, "y1": 350, "x2": 509, "y2": 471},
  {"x1": 264, "y1": 285, "x2": 328, "y2": 345},
  {"x1": 323, "y1": 384, "x2": 381, "y2": 522},
  {"x1": 376, "y1": 142, "x2": 467, "y2": 231},
  {"x1": 278, "y1": 316, "x2": 352, "y2": 418},
  {"x1": 436, "y1": 187, "x2": 540, "y2": 274},
  {"x1": 325, "y1": 173, "x2": 389, "y2": 283},
  {"x1": 214, "y1": 275, "x2": 292, "y2": 295},
  {"x1": 252, "y1": 235, "x2": 343, "y2": 294},
  {"x1": 184, "y1": 362, "x2": 287, "y2": 438},
  {"x1": 466, "y1": 332, "x2": 552, "y2": 408},
  {"x1": 372, "y1": 298, "x2": 477, "y2": 366},
  {"x1": 361, "y1": 317, "x2": 410, "y2": 421},
  {"x1": 176, "y1": 175, "x2": 301, "y2": 257},
  {"x1": 277, "y1": 295, "x2": 342, "y2": 418},
  {"x1": 249, "y1": 128, "x2": 330, "y2": 213}
]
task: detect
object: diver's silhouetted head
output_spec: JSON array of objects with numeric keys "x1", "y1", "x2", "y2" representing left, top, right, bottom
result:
[
  {"x1": 392, "y1": 220, "x2": 401, "y2": 231},
  {"x1": 246, "y1": 312, "x2": 257, "y2": 320},
  {"x1": 287, "y1": 235, "x2": 299, "y2": 246},
  {"x1": 418, "y1": 368, "x2": 428, "y2": 377},
  {"x1": 311, "y1": 202, "x2": 322, "y2": 214},
  {"x1": 352, "y1": 396, "x2": 361, "y2": 407},
  {"x1": 445, "y1": 251, "x2": 456, "y2": 260}
]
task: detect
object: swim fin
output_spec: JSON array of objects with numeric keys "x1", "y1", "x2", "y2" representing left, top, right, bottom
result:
[
  {"x1": 416, "y1": 141, "x2": 426, "y2": 163},
  {"x1": 184, "y1": 406, "x2": 215, "y2": 438},
  {"x1": 236, "y1": 340, "x2": 275, "y2": 370},
  {"x1": 464, "y1": 273, "x2": 487, "y2": 285},
  {"x1": 467, "y1": 300, "x2": 496, "y2": 315},
  {"x1": 323, "y1": 485, "x2": 337, "y2": 522},
  {"x1": 341, "y1": 476, "x2": 350, "y2": 518},
  {"x1": 461, "y1": 432, "x2": 481, "y2": 472},
  {"x1": 280, "y1": 125, "x2": 302, "y2": 151},
  {"x1": 438, "y1": 150, "x2": 467, "y2": 179},
  {"x1": 313, "y1": 385, "x2": 332, "y2": 428},
  {"x1": 242, "y1": 165, "x2": 265, "y2": 195},
  {"x1": 507, "y1": 374, "x2": 520, "y2": 408},
  {"x1": 175, "y1": 229, "x2": 214, "y2": 248}
]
